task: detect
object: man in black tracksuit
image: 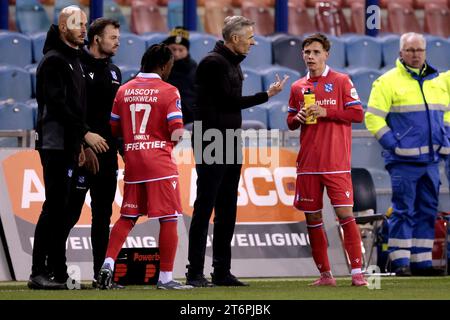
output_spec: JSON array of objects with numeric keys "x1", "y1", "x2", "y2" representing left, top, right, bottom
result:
[
  {"x1": 186, "y1": 16, "x2": 288, "y2": 287},
  {"x1": 65, "y1": 18, "x2": 122, "y2": 288},
  {"x1": 29, "y1": 7, "x2": 109, "y2": 290}
]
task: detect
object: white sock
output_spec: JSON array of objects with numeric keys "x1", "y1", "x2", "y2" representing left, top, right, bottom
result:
[
  {"x1": 158, "y1": 271, "x2": 173, "y2": 284},
  {"x1": 104, "y1": 257, "x2": 115, "y2": 270},
  {"x1": 351, "y1": 268, "x2": 362, "y2": 275}
]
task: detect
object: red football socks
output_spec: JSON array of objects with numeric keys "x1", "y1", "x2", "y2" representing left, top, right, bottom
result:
[
  {"x1": 105, "y1": 216, "x2": 136, "y2": 261},
  {"x1": 339, "y1": 216, "x2": 363, "y2": 270},
  {"x1": 159, "y1": 218, "x2": 178, "y2": 272},
  {"x1": 307, "y1": 219, "x2": 331, "y2": 273}
]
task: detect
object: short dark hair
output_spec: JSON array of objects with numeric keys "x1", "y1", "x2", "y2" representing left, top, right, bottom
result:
[
  {"x1": 87, "y1": 18, "x2": 120, "y2": 45},
  {"x1": 141, "y1": 43, "x2": 173, "y2": 73},
  {"x1": 302, "y1": 33, "x2": 331, "y2": 52}
]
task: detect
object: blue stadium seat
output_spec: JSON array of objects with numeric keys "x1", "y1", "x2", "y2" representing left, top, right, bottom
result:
[
  {"x1": 103, "y1": 0, "x2": 130, "y2": 33},
  {"x1": 425, "y1": 36, "x2": 450, "y2": 72},
  {"x1": 167, "y1": 0, "x2": 203, "y2": 32},
  {"x1": 0, "y1": 31, "x2": 33, "y2": 67},
  {"x1": 189, "y1": 33, "x2": 218, "y2": 63},
  {"x1": 143, "y1": 32, "x2": 168, "y2": 48},
  {"x1": 260, "y1": 66, "x2": 301, "y2": 103},
  {"x1": 30, "y1": 32, "x2": 46, "y2": 63},
  {"x1": 345, "y1": 35, "x2": 382, "y2": 69},
  {"x1": 119, "y1": 66, "x2": 139, "y2": 83},
  {"x1": 270, "y1": 34, "x2": 306, "y2": 76},
  {"x1": 25, "y1": 64, "x2": 37, "y2": 97},
  {"x1": 15, "y1": 0, "x2": 51, "y2": 34},
  {"x1": 267, "y1": 101, "x2": 289, "y2": 130},
  {"x1": 112, "y1": 33, "x2": 146, "y2": 69},
  {"x1": 241, "y1": 35, "x2": 272, "y2": 70},
  {"x1": 0, "y1": 100, "x2": 35, "y2": 147},
  {"x1": 348, "y1": 68, "x2": 382, "y2": 106},
  {"x1": 327, "y1": 35, "x2": 346, "y2": 69},
  {"x1": 242, "y1": 104, "x2": 268, "y2": 128},
  {"x1": 381, "y1": 34, "x2": 400, "y2": 68},
  {"x1": 0, "y1": 65, "x2": 33, "y2": 102},
  {"x1": 25, "y1": 98, "x2": 38, "y2": 126},
  {"x1": 241, "y1": 67, "x2": 263, "y2": 96}
]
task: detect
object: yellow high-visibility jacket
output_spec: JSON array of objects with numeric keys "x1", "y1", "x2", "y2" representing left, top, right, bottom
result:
[{"x1": 365, "y1": 59, "x2": 450, "y2": 164}]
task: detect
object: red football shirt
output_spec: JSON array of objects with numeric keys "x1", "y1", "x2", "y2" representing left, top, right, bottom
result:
[
  {"x1": 110, "y1": 73, "x2": 183, "y2": 183},
  {"x1": 287, "y1": 66, "x2": 363, "y2": 174}
]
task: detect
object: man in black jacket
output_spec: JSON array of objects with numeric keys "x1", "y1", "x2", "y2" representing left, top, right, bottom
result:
[
  {"x1": 164, "y1": 26, "x2": 197, "y2": 125},
  {"x1": 186, "y1": 16, "x2": 288, "y2": 287},
  {"x1": 28, "y1": 6, "x2": 109, "y2": 290},
  {"x1": 65, "y1": 18, "x2": 122, "y2": 289}
]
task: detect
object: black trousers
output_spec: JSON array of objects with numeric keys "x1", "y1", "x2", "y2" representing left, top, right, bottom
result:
[
  {"x1": 65, "y1": 150, "x2": 118, "y2": 279},
  {"x1": 32, "y1": 149, "x2": 77, "y2": 281},
  {"x1": 188, "y1": 162, "x2": 242, "y2": 275}
]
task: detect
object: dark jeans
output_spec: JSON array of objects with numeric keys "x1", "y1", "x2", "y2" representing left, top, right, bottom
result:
[
  {"x1": 188, "y1": 162, "x2": 242, "y2": 276},
  {"x1": 65, "y1": 150, "x2": 118, "y2": 279},
  {"x1": 32, "y1": 149, "x2": 78, "y2": 281}
]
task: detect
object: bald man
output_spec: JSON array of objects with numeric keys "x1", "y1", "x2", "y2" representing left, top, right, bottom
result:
[{"x1": 29, "y1": 6, "x2": 109, "y2": 290}]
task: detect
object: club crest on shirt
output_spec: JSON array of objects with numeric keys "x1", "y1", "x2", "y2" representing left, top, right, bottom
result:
[
  {"x1": 111, "y1": 70, "x2": 118, "y2": 80},
  {"x1": 324, "y1": 83, "x2": 333, "y2": 93}
]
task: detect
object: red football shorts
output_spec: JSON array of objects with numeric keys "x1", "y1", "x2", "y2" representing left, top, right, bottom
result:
[
  {"x1": 121, "y1": 177, "x2": 182, "y2": 219},
  {"x1": 294, "y1": 173, "x2": 353, "y2": 213}
]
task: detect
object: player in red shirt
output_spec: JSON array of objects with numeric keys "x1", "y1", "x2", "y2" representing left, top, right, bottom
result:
[
  {"x1": 97, "y1": 44, "x2": 192, "y2": 290},
  {"x1": 287, "y1": 33, "x2": 368, "y2": 286}
]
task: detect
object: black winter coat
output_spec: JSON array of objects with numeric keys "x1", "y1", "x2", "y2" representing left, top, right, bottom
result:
[
  {"x1": 35, "y1": 24, "x2": 88, "y2": 156},
  {"x1": 193, "y1": 40, "x2": 268, "y2": 132},
  {"x1": 167, "y1": 55, "x2": 197, "y2": 124},
  {"x1": 80, "y1": 47, "x2": 121, "y2": 151}
]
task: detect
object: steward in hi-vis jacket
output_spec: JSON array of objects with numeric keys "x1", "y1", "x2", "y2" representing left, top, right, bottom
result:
[{"x1": 365, "y1": 32, "x2": 450, "y2": 276}]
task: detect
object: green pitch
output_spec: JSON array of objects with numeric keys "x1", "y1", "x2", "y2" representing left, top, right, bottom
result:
[{"x1": 0, "y1": 277, "x2": 450, "y2": 300}]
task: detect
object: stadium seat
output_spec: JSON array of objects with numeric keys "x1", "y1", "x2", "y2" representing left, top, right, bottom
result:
[
  {"x1": 327, "y1": 35, "x2": 346, "y2": 69},
  {"x1": 112, "y1": 33, "x2": 146, "y2": 69},
  {"x1": 0, "y1": 31, "x2": 33, "y2": 67},
  {"x1": 387, "y1": 2, "x2": 422, "y2": 34},
  {"x1": 379, "y1": 0, "x2": 413, "y2": 8},
  {"x1": 119, "y1": 66, "x2": 139, "y2": 83},
  {"x1": 0, "y1": 100, "x2": 35, "y2": 147},
  {"x1": 287, "y1": 2, "x2": 317, "y2": 36},
  {"x1": 241, "y1": 35, "x2": 272, "y2": 70},
  {"x1": 345, "y1": 35, "x2": 382, "y2": 69},
  {"x1": 241, "y1": 4, "x2": 274, "y2": 36},
  {"x1": 349, "y1": 1, "x2": 365, "y2": 34},
  {"x1": 414, "y1": 0, "x2": 448, "y2": 9},
  {"x1": 381, "y1": 34, "x2": 400, "y2": 68},
  {"x1": 314, "y1": 1, "x2": 350, "y2": 36},
  {"x1": 30, "y1": 32, "x2": 45, "y2": 63},
  {"x1": 25, "y1": 63, "x2": 37, "y2": 97},
  {"x1": 348, "y1": 68, "x2": 382, "y2": 106},
  {"x1": 271, "y1": 34, "x2": 306, "y2": 75},
  {"x1": 167, "y1": 0, "x2": 203, "y2": 32},
  {"x1": 15, "y1": 0, "x2": 51, "y2": 34},
  {"x1": 189, "y1": 33, "x2": 218, "y2": 63},
  {"x1": 306, "y1": 0, "x2": 343, "y2": 7},
  {"x1": 143, "y1": 32, "x2": 168, "y2": 48},
  {"x1": 242, "y1": 104, "x2": 268, "y2": 127},
  {"x1": 241, "y1": 67, "x2": 263, "y2": 96},
  {"x1": 260, "y1": 65, "x2": 300, "y2": 102},
  {"x1": 25, "y1": 98, "x2": 38, "y2": 126},
  {"x1": 130, "y1": 0, "x2": 167, "y2": 34},
  {"x1": 424, "y1": 2, "x2": 450, "y2": 38},
  {"x1": 204, "y1": 1, "x2": 235, "y2": 37},
  {"x1": 0, "y1": 65, "x2": 33, "y2": 102},
  {"x1": 267, "y1": 101, "x2": 289, "y2": 130},
  {"x1": 103, "y1": 0, "x2": 130, "y2": 33},
  {"x1": 425, "y1": 36, "x2": 450, "y2": 71}
]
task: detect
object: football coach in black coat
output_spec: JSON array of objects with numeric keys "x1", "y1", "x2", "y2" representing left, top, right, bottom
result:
[
  {"x1": 186, "y1": 15, "x2": 288, "y2": 287},
  {"x1": 29, "y1": 6, "x2": 109, "y2": 290}
]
